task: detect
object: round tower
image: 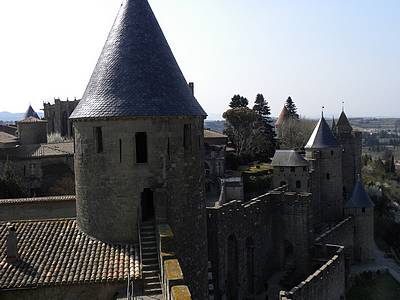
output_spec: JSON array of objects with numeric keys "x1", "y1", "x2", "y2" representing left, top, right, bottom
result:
[
  {"x1": 18, "y1": 106, "x2": 47, "y2": 145},
  {"x1": 345, "y1": 179, "x2": 375, "y2": 262},
  {"x1": 305, "y1": 116, "x2": 343, "y2": 224},
  {"x1": 70, "y1": 0, "x2": 208, "y2": 298}
]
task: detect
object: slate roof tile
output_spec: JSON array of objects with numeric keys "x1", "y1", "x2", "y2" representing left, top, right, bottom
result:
[
  {"x1": 0, "y1": 219, "x2": 139, "y2": 289},
  {"x1": 305, "y1": 117, "x2": 338, "y2": 149},
  {"x1": 271, "y1": 150, "x2": 309, "y2": 167},
  {"x1": 70, "y1": 0, "x2": 206, "y2": 120}
]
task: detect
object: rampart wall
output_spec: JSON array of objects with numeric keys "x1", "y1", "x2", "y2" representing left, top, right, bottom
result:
[
  {"x1": 279, "y1": 244, "x2": 345, "y2": 300},
  {"x1": 0, "y1": 196, "x2": 76, "y2": 222}
]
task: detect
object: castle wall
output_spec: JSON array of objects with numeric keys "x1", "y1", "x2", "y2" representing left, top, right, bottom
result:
[
  {"x1": 279, "y1": 244, "x2": 346, "y2": 300},
  {"x1": 207, "y1": 190, "x2": 312, "y2": 299},
  {"x1": 307, "y1": 148, "x2": 343, "y2": 224},
  {"x1": 18, "y1": 122, "x2": 48, "y2": 145},
  {"x1": 345, "y1": 207, "x2": 374, "y2": 262},
  {"x1": 273, "y1": 166, "x2": 309, "y2": 193},
  {"x1": 0, "y1": 196, "x2": 76, "y2": 222},
  {"x1": 74, "y1": 116, "x2": 208, "y2": 299}
]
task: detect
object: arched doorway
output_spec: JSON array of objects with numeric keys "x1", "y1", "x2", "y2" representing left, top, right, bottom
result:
[
  {"x1": 246, "y1": 237, "x2": 255, "y2": 295},
  {"x1": 227, "y1": 234, "x2": 239, "y2": 300},
  {"x1": 141, "y1": 188, "x2": 154, "y2": 222}
]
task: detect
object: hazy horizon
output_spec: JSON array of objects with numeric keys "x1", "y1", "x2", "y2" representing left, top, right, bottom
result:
[{"x1": 0, "y1": 0, "x2": 399, "y2": 119}]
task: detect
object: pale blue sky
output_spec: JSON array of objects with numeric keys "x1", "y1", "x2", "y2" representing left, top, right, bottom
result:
[{"x1": 0, "y1": 0, "x2": 399, "y2": 119}]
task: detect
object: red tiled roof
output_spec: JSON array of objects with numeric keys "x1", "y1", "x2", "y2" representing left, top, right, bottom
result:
[{"x1": 0, "y1": 219, "x2": 139, "y2": 289}]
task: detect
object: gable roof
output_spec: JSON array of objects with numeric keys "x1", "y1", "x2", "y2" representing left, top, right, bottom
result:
[
  {"x1": 0, "y1": 219, "x2": 139, "y2": 290},
  {"x1": 23, "y1": 106, "x2": 39, "y2": 120},
  {"x1": 337, "y1": 111, "x2": 352, "y2": 132},
  {"x1": 305, "y1": 117, "x2": 338, "y2": 149},
  {"x1": 271, "y1": 150, "x2": 309, "y2": 167},
  {"x1": 70, "y1": 0, "x2": 206, "y2": 120},
  {"x1": 345, "y1": 179, "x2": 375, "y2": 208}
]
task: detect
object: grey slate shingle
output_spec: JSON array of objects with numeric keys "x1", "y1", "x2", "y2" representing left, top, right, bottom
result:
[
  {"x1": 305, "y1": 117, "x2": 338, "y2": 149},
  {"x1": 345, "y1": 180, "x2": 375, "y2": 209},
  {"x1": 271, "y1": 150, "x2": 309, "y2": 167},
  {"x1": 70, "y1": 0, "x2": 206, "y2": 119}
]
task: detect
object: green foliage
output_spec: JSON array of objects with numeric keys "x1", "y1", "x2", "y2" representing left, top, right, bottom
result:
[
  {"x1": 0, "y1": 160, "x2": 26, "y2": 199},
  {"x1": 229, "y1": 94, "x2": 249, "y2": 108},
  {"x1": 223, "y1": 107, "x2": 260, "y2": 159},
  {"x1": 347, "y1": 273, "x2": 400, "y2": 300},
  {"x1": 285, "y1": 96, "x2": 299, "y2": 119}
]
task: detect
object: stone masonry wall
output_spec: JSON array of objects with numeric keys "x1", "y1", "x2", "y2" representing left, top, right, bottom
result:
[
  {"x1": 207, "y1": 189, "x2": 312, "y2": 299},
  {"x1": 279, "y1": 244, "x2": 346, "y2": 300}
]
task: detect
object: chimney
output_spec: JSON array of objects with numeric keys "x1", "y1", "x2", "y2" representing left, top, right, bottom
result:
[
  {"x1": 6, "y1": 223, "x2": 18, "y2": 263},
  {"x1": 188, "y1": 82, "x2": 194, "y2": 96}
]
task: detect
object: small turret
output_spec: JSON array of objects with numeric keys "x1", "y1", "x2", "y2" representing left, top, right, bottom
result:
[
  {"x1": 345, "y1": 179, "x2": 375, "y2": 262},
  {"x1": 6, "y1": 223, "x2": 18, "y2": 263}
]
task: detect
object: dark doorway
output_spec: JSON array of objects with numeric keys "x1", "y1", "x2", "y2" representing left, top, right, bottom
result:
[{"x1": 141, "y1": 188, "x2": 154, "y2": 222}]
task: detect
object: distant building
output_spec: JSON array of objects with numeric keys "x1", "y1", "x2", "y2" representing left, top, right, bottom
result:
[{"x1": 43, "y1": 98, "x2": 80, "y2": 137}]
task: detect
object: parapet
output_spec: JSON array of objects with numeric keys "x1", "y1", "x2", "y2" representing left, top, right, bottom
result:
[{"x1": 280, "y1": 244, "x2": 345, "y2": 300}]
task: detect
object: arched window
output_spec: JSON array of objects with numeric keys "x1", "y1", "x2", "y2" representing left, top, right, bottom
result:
[
  {"x1": 246, "y1": 237, "x2": 255, "y2": 294},
  {"x1": 227, "y1": 235, "x2": 239, "y2": 300}
]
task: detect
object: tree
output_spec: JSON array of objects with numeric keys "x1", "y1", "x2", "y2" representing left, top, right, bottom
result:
[
  {"x1": 285, "y1": 96, "x2": 299, "y2": 119},
  {"x1": 278, "y1": 118, "x2": 316, "y2": 150},
  {"x1": 252, "y1": 94, "x2": 276, "y2": 159},
  {"x1": 229, "y1": 94, "x2": 249, "y2": 108},
  {"x1": 223, "y1": 107, "x2": 259, "y2": 158},
  {"x1": 0, "y1": 160, "x2": 26, "y2": 199}
]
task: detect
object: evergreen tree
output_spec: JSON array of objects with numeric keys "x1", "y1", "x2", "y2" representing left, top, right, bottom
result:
[
  {"x1": 252, "y1": 94, "x2": 276, "y2": 159},
  {"x1": 229, "y1": 94, "x2": 249, "y2": 108},
  {"x1": 285, "y1": 96, "x2": 299, "y2": 119}
]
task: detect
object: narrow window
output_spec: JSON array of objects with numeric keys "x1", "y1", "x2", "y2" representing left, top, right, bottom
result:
[
  {"x1": 167, "y1": 138, "x2": 170, "y2": 161},
  {"x1": 296, "y1": 181, "x2": 301, "y2": 189},
  {"x1": 331, "y1": 150, "x2": 334, "y2": 156},
  {"x1": 136, "y1": 132, "x2": 148, "y2": 163},
  {"x1": 290, "y1": 167, "x2": 295, "y2": 173},
  {"x1": 183, "y1": 124, "x2": 192, "y2": 151},
  {"x1": 23, "y1": 165, "x2": 26, "y2": 176},
  {"x1": 303, "y1": 166, "x2": 307, "y2": 172},
  {"x1": 119, "y1": 139, "x2": 122, "y2": 163},
  {"x1": 94, "y1": 127, "x2": 103, "y2": 153},
  {"x1": 362, "y1": 208, "x2": 366, "y2": 213},
  {"x1": 326, "y1": 173, "x2": 330, "y2": 180}
]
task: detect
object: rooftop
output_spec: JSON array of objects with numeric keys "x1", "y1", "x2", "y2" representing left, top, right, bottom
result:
[
  {"x1": 204, "y1": 129, "x2": 227, "y2": 139},
  {"x1": 337, "y1": 111, "x2": 353, "y2": 132},
  {"x1": 0, "y1": 195, "x2": 75, "y2": 206},
  {"x1": 305, "y1": 117, "x2": 338, "y2": 149},
  {"x1": 0, "y1": 142, "x2": 73, "y2": 159},
  {"x1": 271, "y1": 150, "x2": 309, "y2": 167},
  {"x1": 0, "y1": 219, "x2": 139, "y2": 290},
  {"x1": 345, "y1": 180, "x2": 375, "y2": 209},
  {"x1": 70, "y1": 0, "x2": 206, "y2": 120},
  {"x1": 23, "y1": 106, "x2": 39, "y2": 120},
  {"x1": 0, "y1": 132, "x2": 18, "y2": 146}
]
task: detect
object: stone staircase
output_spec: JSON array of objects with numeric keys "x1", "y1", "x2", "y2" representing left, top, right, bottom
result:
[{"x1": 140, "y1": 221, "x2": 163, "y2": 298}]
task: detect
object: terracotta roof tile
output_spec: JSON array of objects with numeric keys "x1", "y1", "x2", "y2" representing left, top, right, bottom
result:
[{"x1": 0, "y1": 219, "x2": 139, "y2": 289}]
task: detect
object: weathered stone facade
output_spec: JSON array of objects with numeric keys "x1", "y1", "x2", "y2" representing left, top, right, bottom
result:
[{"x1": 43, "y1": 98, "x2": 80, "y2": 137}]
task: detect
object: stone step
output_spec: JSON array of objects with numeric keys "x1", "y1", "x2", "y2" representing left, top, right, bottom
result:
[
  {"x1": 143, "y1": 257, "x2": 158, "y2": 264},
  {"x1": 143, "y1": 269, "x2": 159, "y2": 276},
  {"x1": 143, "y1": 288, "x2": 162, "y2": 296},
  {"x1": 141, "y1": 235, "x2": 156, "y2": 241},
  {"x1": 142, "y1": 246, "x2": 157, "y2": 252}
]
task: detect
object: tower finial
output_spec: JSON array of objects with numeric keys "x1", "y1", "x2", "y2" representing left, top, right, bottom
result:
[
  {"x1": 342, "y1": 101, "x2": 345, "y2": 112},
  {"x1": 322, "y1": 106, "x2": 325, "y2": 118}
]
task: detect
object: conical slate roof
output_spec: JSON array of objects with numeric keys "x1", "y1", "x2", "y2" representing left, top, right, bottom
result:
[
  {"x1": 70, "y1": 0, "x2": 206, "y2": 120},
  {"x1": 271, "y1": 150, "x2": 309, "y2": 167},
  {"x1": 345, "y1": 179, "x2": 375, "y2": 208},
  {"x1": 23, "y1": 105, "x2": 39, "y2": 120},
  {"x1": 337, "y1": 111, "x2": 352, "y2": 132},
  {"x1": 305, "y1": 117, "x2": 338, "y2": 149},
  {"x1": 276, "y1": 106, "x2": 289, "y2": 127}
]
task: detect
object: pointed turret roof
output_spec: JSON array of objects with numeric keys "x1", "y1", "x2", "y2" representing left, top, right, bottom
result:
[
  {"x1": 337, "y1": 111, "x2": 352, "y2": 132},
  {"x1": 305, "y1": 116, "x2": 338, "y2": 149},
  {"x1": 70, "y1": 0, "x2": 206, "y2": 120},
  {"x1": 345, "y1": 179, "x2": 375, "y2": 208},
  {"x1": 23, "y1": 105, "x2": 39, "y2": 120},
  {"x1": 276, "y1": 105, "x2": 289, "y2": 127}
]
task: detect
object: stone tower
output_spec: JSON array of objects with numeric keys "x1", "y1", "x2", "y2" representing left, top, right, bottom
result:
[
  {"x1": 335, "y1": 111, "x2": 362, "y2": 199},
  {"x1": 271, "y1": 150, "x2": 310, "y2": 193},
  {"x1": 305, "y1": 116, "x2": 343, "y2": 225},
  {"x1": 345, "y1": 179, "x2": 375, "y2": 262},
  {"x1": 18, "y1": 106, "x2": 48, "y2": 145},
  {"x1": 70, "y1": 0, "x2": 208, "y2": 298}
]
